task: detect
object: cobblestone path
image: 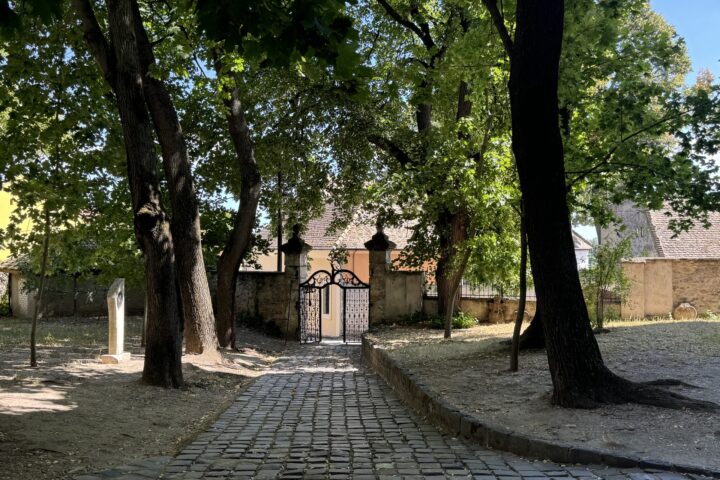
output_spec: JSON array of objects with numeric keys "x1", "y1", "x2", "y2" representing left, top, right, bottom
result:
[{"x1": 78, "y1": 345, "x2": 704, "y2": 480}]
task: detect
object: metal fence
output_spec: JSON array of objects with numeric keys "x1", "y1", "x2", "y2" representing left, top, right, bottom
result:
[{"x1": 425, "y1": 280, "x2": 537, "y2": 301}]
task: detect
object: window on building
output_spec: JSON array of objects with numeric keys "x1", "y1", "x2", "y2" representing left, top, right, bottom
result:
[{"x1": 323, "y1": 285, "x2": 331, "y2": 314}]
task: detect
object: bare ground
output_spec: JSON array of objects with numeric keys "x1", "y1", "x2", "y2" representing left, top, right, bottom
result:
[
  {"x1": 0, "y1": 317, "x2": 292, "y2": 480},
  {"x1": 368, "y1": 319, "x2": 720, "y2": 472}
]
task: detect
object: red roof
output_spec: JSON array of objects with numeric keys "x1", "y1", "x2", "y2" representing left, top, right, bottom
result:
[
  {"x1": 647, "y1": 207, "x2": 720, "y2": 258},
  {"x1": 262, "y1": 205, "x2": 412, "y2": 251}
]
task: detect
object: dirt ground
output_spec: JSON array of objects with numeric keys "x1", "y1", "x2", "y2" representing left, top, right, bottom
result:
[
  {"x1": 0, "y1": 316, "x2": 292, "y2": 480},
  {"x1": 369, "y1": 319, "x2": 720, "y2": 472}
]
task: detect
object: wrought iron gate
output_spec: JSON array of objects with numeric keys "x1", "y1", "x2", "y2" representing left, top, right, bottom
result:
[{"x1": 299, "y1": 267, "x2": 370, "y2": 343}]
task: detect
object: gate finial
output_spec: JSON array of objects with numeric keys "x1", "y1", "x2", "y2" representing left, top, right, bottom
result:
[
  {"x1": 280, "y1": 224, "x2": 311, "y2": 254},
  {"x1": 364, "y1": 222, "x2": 395, "y2": 251}
]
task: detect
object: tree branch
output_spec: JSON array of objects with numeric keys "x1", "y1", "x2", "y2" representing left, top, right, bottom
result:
[
  {"x1": 376, "y1": 0, "x2": 435, "y2": 50},
  {"x1": 566, "y1": 108, "x2": 694, "y2": 190},
  {"x1": 481, "y1": 0, "x2": 513, "y2": 58},
  {"x1": 71, "y1": 0, "x2": 117, "y2": 90},
  {"x1": 368, "y1": 134, "x2": 415, "y2": 166}
]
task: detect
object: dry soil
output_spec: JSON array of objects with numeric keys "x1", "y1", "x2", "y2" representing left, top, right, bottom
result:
[
  {"x1": 0, "y1": 317, "x2": 291, "y2": 480},
  {"x1": 368, "y1": 319, "x2": 720, "y2": 472}
]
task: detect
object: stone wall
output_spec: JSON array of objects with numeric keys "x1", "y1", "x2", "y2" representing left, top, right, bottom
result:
[
  {"x1": 621, "y1": 258, "x2": 720, "y2": 319},
  {"x1": 383, "y1": 271, "x2": 424, "y2": 322},
  {"x1": 234, "y1": 272, "x2": 291, "y2": 334},
  {"x1": 8, "y1": 272, "x2": 144, "y2": 319},
  {"x1": 423, "y1": 296, "x2": 537, "y2": 323}
]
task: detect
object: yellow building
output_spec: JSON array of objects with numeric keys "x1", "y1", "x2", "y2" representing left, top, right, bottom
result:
[{"x1": 0, "y1": 189, "x2": 32, "y2": 260}]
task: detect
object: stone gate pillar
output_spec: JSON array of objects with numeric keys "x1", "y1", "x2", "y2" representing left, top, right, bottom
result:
[
  {"x1": 365, "y1": 224, "x2": 396, "y2": 325},
  {"x1": 280, "y1": 225, "x2": 311, "y2": 339}
]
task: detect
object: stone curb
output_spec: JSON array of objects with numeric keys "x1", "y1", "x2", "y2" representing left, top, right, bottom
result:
[{"x1": 361, "y1": 334, "x2": 720, "y2": 479}]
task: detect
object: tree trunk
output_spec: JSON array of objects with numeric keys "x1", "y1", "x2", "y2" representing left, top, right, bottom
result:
[
  {"x1": 213, "y1": 56, "x2": 262, "y2": 349},
  {"x1": 510, "y1": 205, "x2": 527, "y2": 371},
  {"x1": 506, "y1": 0, "x2": 716, "y2": 410},
  {"x1": 132, "y1": 2, "x2": 218, "y2": 356},
  {"x1": 436, "y1": 209, "x2": 469, "y2": 338},
  {"x1": 30, "y1": 206, "x2": 51, "y2": 367},
  {"x1": 517, "y1": 308, "x2": 545, "y2": 349},
  {"x1": 276, "y1": 172, "x2": 283, "y2": 272},
  {"x1": 509, "y1": 0, "x2": 614, "y2": 407},
  {"x1": 104, "y1": 0, "x2": 183, "y2": 387},
  {"x1": 436, "y1": 79, "x2": 479, "y2": 336}
]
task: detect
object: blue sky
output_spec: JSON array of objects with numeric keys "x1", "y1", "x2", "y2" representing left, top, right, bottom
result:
[
  {"x1": 576, "y1": 1, "x2": 720, "y2": 242},
  {"x1": 651, "y1": 0, "x2": 720, "y2": 84}
]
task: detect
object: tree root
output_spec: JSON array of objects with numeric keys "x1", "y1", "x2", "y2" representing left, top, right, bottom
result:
[
  {"x1": 642, "y1": 378, "x2": 699, "y2": 388},
  {"x1": 625, "y1": 382, "x2": 717, "y2": 411},
  {"x1": 552, "y1": 372, "x2": 717, "y2": 412}
]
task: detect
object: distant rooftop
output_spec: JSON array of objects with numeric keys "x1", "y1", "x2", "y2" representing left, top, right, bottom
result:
[
  {"x1": 647, "y1": 207, "x2": 720, "y2": 258},
  {"x1": 572, "y1": 230, "x2": 593, "y2": 250},
  {"x1": 261, "y1": 204, "x2": 413, "y2": 251}
]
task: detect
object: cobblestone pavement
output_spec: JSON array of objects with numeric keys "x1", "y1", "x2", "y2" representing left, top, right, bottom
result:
[{"x1": 78, "y1": 345, "x2": 707, "y2": 480}]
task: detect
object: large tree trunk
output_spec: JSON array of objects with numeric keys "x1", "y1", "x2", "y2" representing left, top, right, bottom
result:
[
  {"x1": 507, "y1": 0, "x2": 716, "y2": 410},
  {"x1": 213, "y1": 57, "x2": 262, "y2": 349},
  {"x1": 131, "y1": 2, "x2": 218, "y2": 356},
  {"x1": 76, "y1": 0, "x2": 184, "y2": 387}
]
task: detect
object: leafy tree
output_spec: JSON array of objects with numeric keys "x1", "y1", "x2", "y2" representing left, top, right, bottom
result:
[
  {"x1": 0, "y1": 12, "x2": 140, "y2": 364},
  {"x1": 484, "y1": 0, "x2": 717, "y2": 410},
  {"x1": 193, "y1": 1, "x2": 372, "y2": 345},
  {"x1": 580, "y1": 239, "x2": 631, "y2": 331},
  {"x1": 70, "y1": 0, "x2": 185, "y2": 386},
  {"x1": 357, "y1": 0, "x2": 517, "y2": 337},
  {"x1": 509, "y1": 0, "x2": 720, "y2": 351}
]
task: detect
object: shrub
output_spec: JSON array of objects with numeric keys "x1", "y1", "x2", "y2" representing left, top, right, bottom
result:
[
  {"x1": 429, "y1": 311, "x2": 476, "y2": 330},
  {"x1": 453, "y1": 311, "x2": 477, "y2": 329}
]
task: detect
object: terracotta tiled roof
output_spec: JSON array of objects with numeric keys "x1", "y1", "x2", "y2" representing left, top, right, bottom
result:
[
  {"x1": 261, "y1": 205, "x2": 412, "y2": 251},
  {"x1": 572, "y1": 230, "x2": 592, "y2": 250},
  {"x1": 646, "y1": 207, "x2": 720, "y2": 258}
]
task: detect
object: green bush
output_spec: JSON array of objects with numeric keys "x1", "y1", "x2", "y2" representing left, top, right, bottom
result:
[{"x1": 429, "y1": 311, "x2": 477, "y2": 330}]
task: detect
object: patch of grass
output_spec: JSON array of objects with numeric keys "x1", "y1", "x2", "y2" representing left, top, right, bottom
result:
[{"x1": 0, "y1": 316, "x2": 144, "y2": 348}]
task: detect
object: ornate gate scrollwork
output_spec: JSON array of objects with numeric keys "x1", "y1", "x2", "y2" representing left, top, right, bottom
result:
[{"x1": 299, "y1": 267, "x2": 369, "y2": 343}]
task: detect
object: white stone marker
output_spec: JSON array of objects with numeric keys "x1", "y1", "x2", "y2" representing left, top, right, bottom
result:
[{"x1": 99, "y1": 278, "x2": 131, "y2": 364}]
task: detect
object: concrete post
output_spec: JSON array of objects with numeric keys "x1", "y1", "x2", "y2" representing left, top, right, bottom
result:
[
  {"x1": 99, "y1": 278, "x2": 131, "y2": 364},
  {"x1": 280, "y1": 225, "x2": 311, "y2": 339},
  {"x1": 365, "y1": 224, "x2": 396, "y2": 325}
]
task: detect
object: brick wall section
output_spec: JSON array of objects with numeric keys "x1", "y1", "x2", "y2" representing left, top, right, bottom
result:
[
  {"x1": 621, "y1": 258, "x2": 720, "y2": 318},
  {"x1": 671, "y1": 259, "x2": 720, "y2": 314}
]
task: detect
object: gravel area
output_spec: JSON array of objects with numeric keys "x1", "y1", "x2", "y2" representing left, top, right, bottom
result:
[
  {"x1": 367, "y1": 319, "x2": 720, "y2": 472},
  {"x1": 0, "y1": 317, "x2": 291, "y2": 480}
]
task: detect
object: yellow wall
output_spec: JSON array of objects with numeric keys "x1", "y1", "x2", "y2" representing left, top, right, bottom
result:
[{"x1": 0, "y1": 189, "x2": 34, "y2": 260}]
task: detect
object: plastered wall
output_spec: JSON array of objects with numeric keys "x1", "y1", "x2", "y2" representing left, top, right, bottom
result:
[{"x1": 621, "y1": 258, "x2": 720, "y2": 319}]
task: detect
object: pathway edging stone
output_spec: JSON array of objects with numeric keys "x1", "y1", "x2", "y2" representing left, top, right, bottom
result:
[{"x1": 361, "y1": 333, "x2": 720, "y2": 479}]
